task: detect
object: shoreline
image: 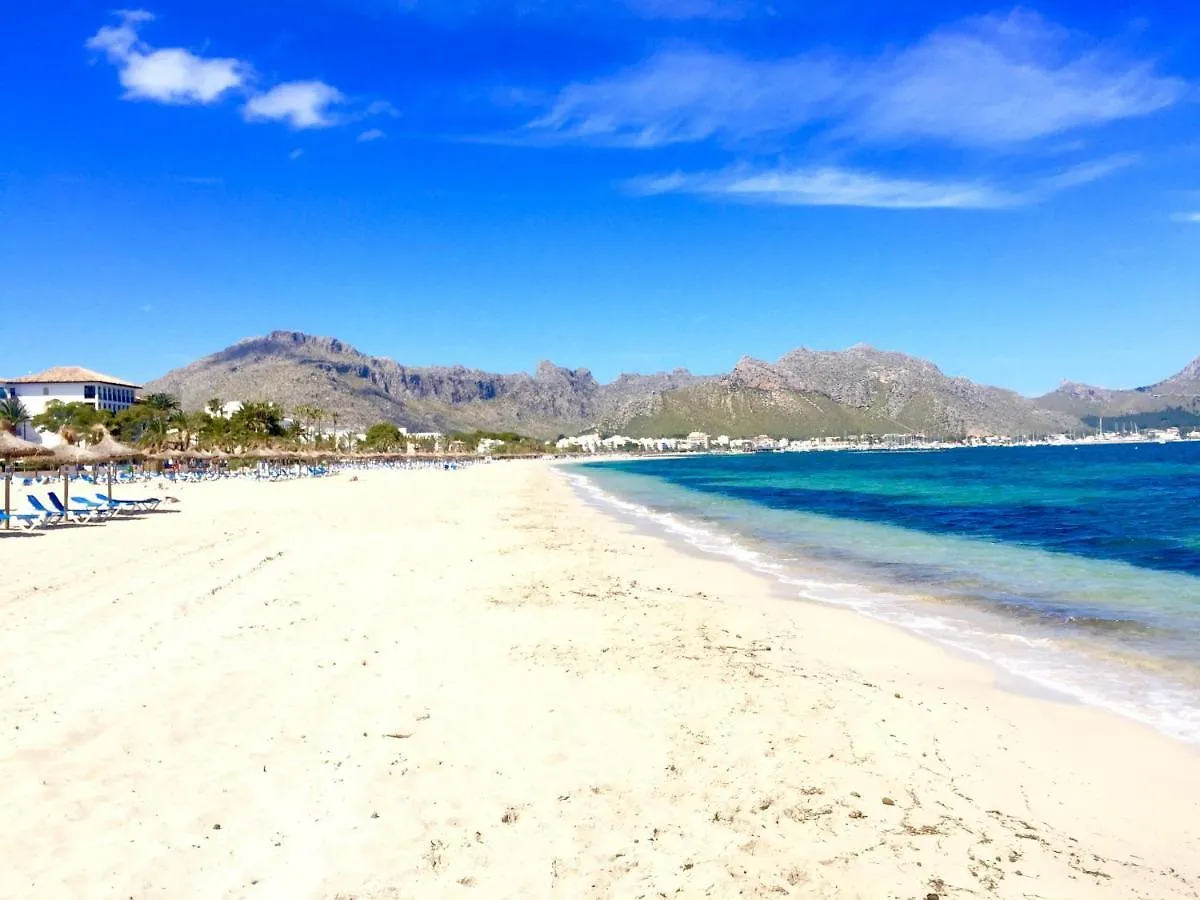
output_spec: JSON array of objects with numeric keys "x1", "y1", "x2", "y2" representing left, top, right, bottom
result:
[
  {"x1": 564, "y1": 457, "x2": 1200, "y2": 747},
  {"x1": 2, "y1": 461, "x2": 1198, "y2": 897},
  {"x1": 569, "y1": 466, "x2": 1090, "y2": 706}
]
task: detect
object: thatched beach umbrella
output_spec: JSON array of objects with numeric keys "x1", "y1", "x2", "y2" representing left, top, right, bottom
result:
[
  {"x1": 51, "y1": 442, "x2": 106, "y2": 512},
  {"x1": 0, "y1": 430, "x2": 51, "y2": 460},
  {"x1": 1, "y1": 432, "x2": 52, "y2": 529},
  {"x1": 89, "y1": 427, "x2": 144, "y2": 461},
  {"x1": 88, "y1": 427, "x2": 144, "y2": 499},
  {"x1": 52, "y1": 442, "x2": 106, "y2": 465}
]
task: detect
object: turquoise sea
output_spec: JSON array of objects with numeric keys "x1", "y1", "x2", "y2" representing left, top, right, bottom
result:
[{"x1": 569, "y1": 443, "x2": 1200, "y2": 743}]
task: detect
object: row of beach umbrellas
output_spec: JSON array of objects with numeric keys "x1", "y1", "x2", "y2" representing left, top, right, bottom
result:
[{"x1": 0, "y1": 429, "x2": 420, "y2": 464}]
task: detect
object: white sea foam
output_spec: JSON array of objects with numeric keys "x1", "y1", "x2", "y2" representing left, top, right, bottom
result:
[{"x1": 564, "y1": 468, "x2": 1200, "y2": 745}]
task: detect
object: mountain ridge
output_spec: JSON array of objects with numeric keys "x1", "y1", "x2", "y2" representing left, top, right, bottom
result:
[{"x1": 145, "y1": 331, "x2": 1200, "y2": 439}]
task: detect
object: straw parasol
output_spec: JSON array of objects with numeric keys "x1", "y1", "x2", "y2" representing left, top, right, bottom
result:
[
  {"x1": 48, "y1": 442, "x2": 106, "y2": 513},
  {"x1": 1, "y1": 432, "x2": 51, "y2": 529},
  {"x1": 88, "y1": 426, "x2": 144, "y2": 461},
  {"x1": 52, "y1": 442, "x2": 107, "y2": 465},
  {"x1": 0, "y1": 431, "x2": 52, "y2": 460},
  {"x1": 87, "y1": 426, "x2": 144, "y2": 499}
]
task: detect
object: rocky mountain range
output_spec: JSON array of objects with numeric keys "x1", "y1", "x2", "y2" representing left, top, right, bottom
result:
[
  {"x1": 145, "y1": 330, "x2": 1200, "y2": 439},
  {"x1": 1036, "y1": 358, "x2": 1200, "y2": 429}
]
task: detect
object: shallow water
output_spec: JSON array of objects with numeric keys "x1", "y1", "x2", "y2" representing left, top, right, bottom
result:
[{"x1": 570, "y1": 443, "x2": 1200, "y2": 743}]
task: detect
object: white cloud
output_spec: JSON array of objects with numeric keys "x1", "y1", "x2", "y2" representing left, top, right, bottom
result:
[
  {"x1": 289, "y1": 148, "x2": 304, "y2": 160},
  {"x1": 358, "y1": 128, "x2": 386, "y2": 142},
  {"x1": 629, "y1": 166, "x2": 1019, "y2": 209},
  {"x1": 628, "y1": 157, "x2": 1133, "y2": 210},
  {"x1": 1037, "y1": 154, "x2": 1137, "y2": 191},
  {"x1": 365, "y1": 100, "x2": 401, "y2": 118},
  {"x1": 86, "y1": 10, "x2": 250, "y2": 105},
  {"x1": 850, "y1": 11, "x2": 1184, "y2": 146},
  {"x1": 530, "y1": 48, "x2": 842, "y2": 147},
  {"x1": 620, "y1": 0, "x2": 746, "y2": 19},
  {"x1": 87, "y1": 12, "x2": 374, "y2": 131},
  {"x1": 528, "y1": 10, "x2": 1184, "y2": 149},
  {"x1": 1173, "y1": 212, "x2": 1200, "y2": 223},
  {"x1": 244, "y1": 81, "x2": 345, "y2": 129}
]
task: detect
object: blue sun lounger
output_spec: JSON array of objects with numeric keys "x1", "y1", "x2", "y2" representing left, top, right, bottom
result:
[
  {"x1": 26, "y1": 495, "x2": 67, "y2": 524},
  {"x1": 0, "y1": 510, "x2": 49, "y2": 530},
  {"x1": 71, "y1": 496, "x2": 124, "y2": 518},
  {"x1": 95, "y1": 492, "x2": 162, "y2": 511},
  {"x1": 46, "y1": 492, "x2": 107, "y2": 523}
]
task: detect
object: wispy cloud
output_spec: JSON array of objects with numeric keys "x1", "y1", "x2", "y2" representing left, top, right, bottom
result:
[
  {"x1": 85, "y1": 10, "x2": 250, "y2": 105},
  {"x1": 527, "y1": 10, "x2": 1185, "y2": 149},
  {"x1": 355, "y1": 0, "x2": 752, "y2": 21},
  {"x1": 1037, "y1": 154, "x2": 1137, "y2": 191},
  {"x1": 848, "y1": 11, "x2": 1184, "y2": 146},
  {"x1": 628, "y1": 156, "x2": 1135, "y2": 210},
  {"x1": 620, "y1": 0, "x2": 748, "y2": 20},
  {"x1": 529, "y1": 48, "x2": 841, "y2": 147},
  {"x1": 244, "y1": 81, "x2": 345, "y2": 129},
  {"x1": 1173, "y1": 212, "x2": 1200, "y2": 223},
  {"x1": 629, "y1": 167, "x2": 1019, "y2": 209},
  {"x1": 357, "y1": 128, "x2": 386, "y2": 142},
  {"x1": 365, "y1": 100, "x2": 400, "y2": 118},
  {"x1": 289, "y1": 148, "x2": 304, "y2": 161}
]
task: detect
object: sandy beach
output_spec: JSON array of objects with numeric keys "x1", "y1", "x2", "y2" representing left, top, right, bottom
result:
[{"x1": 1, "y1": 461, "x2": 1198, "y2": 898}]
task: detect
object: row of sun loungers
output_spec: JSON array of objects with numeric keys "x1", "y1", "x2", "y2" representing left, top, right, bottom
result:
[{"x1": 2, "y1": 492, "x2": 162, "y2": 529}]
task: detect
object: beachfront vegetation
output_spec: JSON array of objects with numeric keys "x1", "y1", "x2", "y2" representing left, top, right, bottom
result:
[
  {"x1": 447, "y1": 430, "x2": 545, "y2": 455},
  {"x1": 0, "y1": 396, "x2": 30, "y2": 433},
  {"x1": 32, "y1": 400, "x2": 109, "y2": 439},
  {"x1": 362, "y1": 422, "x2": 404, "y2": 451}
]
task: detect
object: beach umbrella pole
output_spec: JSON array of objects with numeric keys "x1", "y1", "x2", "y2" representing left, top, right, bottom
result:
[
  {"x1": 62, "y1": 466, "x2": 69, "y2": 511},
  {"x1": 108, "y1": 462, "x2": 114, "y2": 500},
  {"x1": 3, "y1": 466, "x2": 10, "y2": 531}
]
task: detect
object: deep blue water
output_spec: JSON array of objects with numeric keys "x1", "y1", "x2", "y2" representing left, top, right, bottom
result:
[
  {"x1": 587, "y1": 444, "x2": 1200, "y2": 577},
  {"x1": 572, "y1": 443, "x2": 1200, "y2": 742}
]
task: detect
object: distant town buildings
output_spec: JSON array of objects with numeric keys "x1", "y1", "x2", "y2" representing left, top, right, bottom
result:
[{"x1": 545, "y1": 424, "x2": 1200, "y2": 457}]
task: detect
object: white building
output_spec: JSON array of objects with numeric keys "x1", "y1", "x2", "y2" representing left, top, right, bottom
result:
[{"x1": 1, "y1": 366, "x2": 141, "y2": 444}]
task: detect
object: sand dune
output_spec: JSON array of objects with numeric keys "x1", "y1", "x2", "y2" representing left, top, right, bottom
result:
[{"x1": 1, "y1": 462, "x2": 1197, "y2": 898}]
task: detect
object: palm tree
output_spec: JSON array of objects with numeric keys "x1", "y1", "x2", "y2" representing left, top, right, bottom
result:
[
  {"x1": 206, "y1": 397, "x2": 225, "y2": 417},
  {"x1": 143, "y1": 392, "x2": 181, "y2": 414},
  {"x1": 311, "y1": 407, "x2": 327, "y2": 446},
  {"x1": 0, "y1": 396, "x2": 30, "y2": 436}
]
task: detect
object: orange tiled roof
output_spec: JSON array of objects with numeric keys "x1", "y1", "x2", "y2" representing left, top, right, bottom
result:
[{"x1": 4, "y1": 366, "x2": 141, "y2": 388}]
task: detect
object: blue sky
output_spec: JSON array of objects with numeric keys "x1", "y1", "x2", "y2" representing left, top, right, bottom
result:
[{"x1": 2, "y1": 1, "x2": 1198, "y2": 395}]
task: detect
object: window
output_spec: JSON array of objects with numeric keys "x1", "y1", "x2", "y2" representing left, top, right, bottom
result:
[
  {"x1": 84, "y1": 385, "x2": 96, "y2": 399},
  {"x1": 43, "y1": 387, "x2": 49, "y2": 396}
]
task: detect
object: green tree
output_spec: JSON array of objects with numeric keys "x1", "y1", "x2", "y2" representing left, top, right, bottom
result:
[
  {"x1": 291, "y1": 405, "x2": 322, "y2": 444},
  {"x1": 206, "y1": 397, "x2": 225, "y2": 417},
  {"x1": 143, "y1": 392, "x2": 181, "y2": 414},
  {"x1": 229, "y1": 401, "x2": 286, "y2": 446},
  {"x1": 363, "y1": 422, "x2": 403, "y2": 451},
  {"x1": 113, "y1": 400, "x2": 168, "y2": 448},
  {"x1": 198, "y1": 412, "x2": 232, "y2": 449},
  {"x1": 0, "y1": 396, "x2": 30, "y2": 434},
  {"x1": 31, "y1": 400, "x2": 111, "y2": 440}
]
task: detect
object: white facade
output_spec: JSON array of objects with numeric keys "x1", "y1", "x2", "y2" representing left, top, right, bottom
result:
[{"x1": 1, "y1": 366, "x2": 141, "y2": 445}]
